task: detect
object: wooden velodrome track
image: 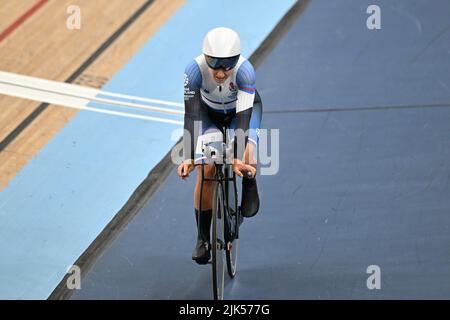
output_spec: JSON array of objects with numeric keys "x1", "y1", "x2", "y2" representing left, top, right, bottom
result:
[{"x1": 0, "y1": 0, "x2": 184, "y2": 190}]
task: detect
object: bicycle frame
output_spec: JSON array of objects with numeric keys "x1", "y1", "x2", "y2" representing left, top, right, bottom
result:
[
  {"x1": 198, "y1": 125, "x2": 239, "y2": 245},
  {"x1": 197, "y1": 125, "x2": 241, "y2": 299}
]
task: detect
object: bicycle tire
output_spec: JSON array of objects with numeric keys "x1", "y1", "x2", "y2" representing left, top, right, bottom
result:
[
  {"x1": 212, "y1": 182, "x2": 225, "y2": 300},
  {"x1": 225, "y1": 174, "x2": 239, "y2": 278}
]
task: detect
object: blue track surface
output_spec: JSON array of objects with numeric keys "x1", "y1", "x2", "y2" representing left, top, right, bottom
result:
[
  {"x1": 0, "y1": 0, "x2": 296, "y2": 300},
  {"x1": 73, "y1": 0, "x2": 450, "y2": 299}
]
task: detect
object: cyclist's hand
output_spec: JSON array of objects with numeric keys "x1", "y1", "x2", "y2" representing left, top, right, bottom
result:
[
  {"x1": 232, "y1": 159, "x2": 256, "y2": 178},
  {"x1": 178, "y1": 159, "x2": 195, "y2": 180}
]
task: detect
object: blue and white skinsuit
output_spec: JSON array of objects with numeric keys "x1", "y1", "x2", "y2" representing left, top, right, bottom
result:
[{"x1": 183, "y1": 54, "x2": 262, "y2": 163}]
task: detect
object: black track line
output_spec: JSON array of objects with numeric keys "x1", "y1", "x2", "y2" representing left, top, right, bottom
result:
[
  {"x1": 264, "y1": 102, "x2": 450, "y2": 114},
  {"x1": 49, "y1": 0, "x2": 311, "y2": 300}
]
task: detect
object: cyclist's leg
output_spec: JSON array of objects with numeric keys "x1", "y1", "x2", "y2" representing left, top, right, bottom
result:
[
  {"x1": 194, "y1": 164, "x2": 215, "y2": 210},
  {"x1": 192, "y1": 112, "x2": 223, "y2": 263},
  {"x1": 193, "y1": 123, "x2": 224, "y2": 210}
]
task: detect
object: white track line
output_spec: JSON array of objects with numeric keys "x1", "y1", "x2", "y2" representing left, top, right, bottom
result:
[
  {"x1": 0, "y1": 71, "x2": 184, "y2": 108},
  {"x1": 0, "y1": 71, "x2": 184, "y2": 125},
  {"x1": 98, "y1": 90, "x2": 184, "y2": 108},
  {"x1": 0, "y1": 80, "x2": 184, "y2": 116},
  {"x1": 0, "y1": 81, "x2": 183, "y2": 125}
]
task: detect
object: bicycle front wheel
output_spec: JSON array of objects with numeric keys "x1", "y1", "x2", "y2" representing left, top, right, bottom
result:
[
  {"x1": 225, "y1": 174, "x2": 239, "y2": 278},
  {"x1": 212, "y1": 182, "x2": 225, "y2": 300}
]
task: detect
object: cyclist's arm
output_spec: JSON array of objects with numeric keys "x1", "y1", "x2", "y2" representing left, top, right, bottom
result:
[
  {"x1": 183, "y1": 60, "x2": 202, "y2": 162},
  {"x1": 235, "y1": 60, "x2": 256, "y2": 161}
]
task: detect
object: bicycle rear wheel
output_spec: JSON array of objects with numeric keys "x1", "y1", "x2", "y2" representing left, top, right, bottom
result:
[{"x1": 212, "y1": 182, "x2": 225, "y2": 300}]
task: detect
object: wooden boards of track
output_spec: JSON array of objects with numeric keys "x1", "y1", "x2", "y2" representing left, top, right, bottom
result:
[{"x1": 0, "y1": 0, "x2": 185, "y2": 189}]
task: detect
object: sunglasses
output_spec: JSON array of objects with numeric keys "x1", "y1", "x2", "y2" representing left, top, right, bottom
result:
[{"x1": 204, "y1": 54, "x2": 240, "y2": 71}]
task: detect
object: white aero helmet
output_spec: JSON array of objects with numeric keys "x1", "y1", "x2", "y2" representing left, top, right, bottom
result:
[{"x1": 203, "y1": 27, "x2": 241, "y2": 70}]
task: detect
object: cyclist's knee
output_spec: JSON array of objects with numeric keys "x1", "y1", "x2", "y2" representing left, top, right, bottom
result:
[{"x1": 196, "y1": 164, "x2": 215, "y2": 178}]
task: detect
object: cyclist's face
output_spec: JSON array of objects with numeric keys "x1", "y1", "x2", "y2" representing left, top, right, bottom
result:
[{"x1": 210, "y1": 67, "x2": 233, "y2": 84}]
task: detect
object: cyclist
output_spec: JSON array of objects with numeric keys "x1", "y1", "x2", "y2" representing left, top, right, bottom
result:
[{"x1": 177, "y1": 27, "x2": 262, "y2": 264}]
